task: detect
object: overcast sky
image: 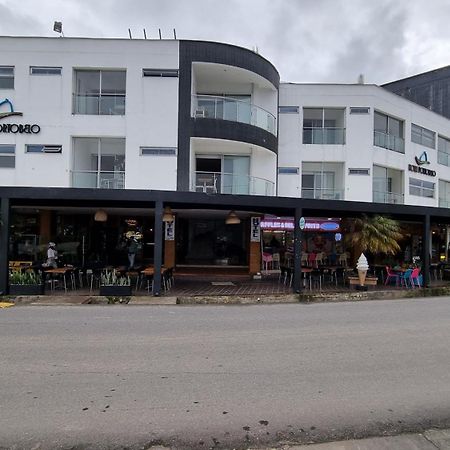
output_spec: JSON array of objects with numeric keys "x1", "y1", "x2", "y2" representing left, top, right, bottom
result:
[{"x1": 1, "y1": 0, "x2": 449, "y2": 85}]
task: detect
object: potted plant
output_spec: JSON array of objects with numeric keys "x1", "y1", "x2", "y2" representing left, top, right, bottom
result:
[
  {"x1": 9, "y1": 271, "x2": 44, "y2": 295},
  {"x1": 99, "y1": 270, "x2": 132, "y2": 296}
]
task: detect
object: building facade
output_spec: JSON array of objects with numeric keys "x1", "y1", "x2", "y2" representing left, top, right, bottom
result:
[{"x1": 1, "y1": 36, "x2": 449, "y2": 294}]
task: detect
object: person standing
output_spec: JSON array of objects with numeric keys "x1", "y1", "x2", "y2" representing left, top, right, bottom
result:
[
  {"x1": 127, "y1": 238, "x2": 138, "y2": 270},
  {"x1": 46, "y1": 242, "x2": 58, "y2": 268}
]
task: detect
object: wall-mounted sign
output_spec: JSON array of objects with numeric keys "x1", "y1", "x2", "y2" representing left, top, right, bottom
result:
[
  {"x1": 250, "y1": 217, "x2": 261, "y2": 242},
  {"x1": 261, "y1": 216, "x2": 341, "y2": 232},
  {"x1": 164, "y1": 220, "x2": 175, "y2": 241},
  {"x1": 335, "y1": 233, "x2": 342, "y2": 242},
  {"x1": 299, "y1": 217, "x2": 306, "y2": 230},
  {"x1": 409, "y1": 151, "x2": 435, "y2": 176},
  {"x1": 0, "y1": 98, "x2": 40, "y2": 134}
]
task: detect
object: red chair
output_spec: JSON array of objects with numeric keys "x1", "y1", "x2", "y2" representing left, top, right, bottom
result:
[
  {"x1": 308, "y1": 253, "x2": 317, "y2": 267},
  {"x1": 385, "y1": 266, "x2": 400, "y2": 286},
  {"x1": 410, "y1": 268, "x2": 421, "y2": 287}
]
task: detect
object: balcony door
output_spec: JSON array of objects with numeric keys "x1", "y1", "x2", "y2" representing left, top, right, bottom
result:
[
  {"x1": 195, "y1": 155, "x2": 250, "y2": 194},
  {"x1": 302, "y1": 172, "x2": 335, "y2": 199}
]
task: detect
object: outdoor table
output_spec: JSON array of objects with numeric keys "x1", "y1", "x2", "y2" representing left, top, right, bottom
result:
[{"x1": 44, "y1": 267, "x2": 74, "y2": 292}]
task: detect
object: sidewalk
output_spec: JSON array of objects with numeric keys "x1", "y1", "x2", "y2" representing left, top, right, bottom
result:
[{"x1": 280, "y1": 429, "x2": 450, "y2": 449}]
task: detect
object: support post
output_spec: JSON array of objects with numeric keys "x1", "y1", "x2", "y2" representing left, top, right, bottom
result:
[
  {"x1": 153, "y1": 201, "x2": 163, "y2": 296},
  {"x1": 293, "y1": 207, "x2": 302, "y2": 293},
  {"x1": 422, "y1": 214, "x2": 431, "y2": 288},
  {"x1": 0, "y1": 197, "x2": 10, "y2": 295}
]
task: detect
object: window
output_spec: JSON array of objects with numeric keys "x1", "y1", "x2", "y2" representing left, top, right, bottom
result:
[
  {"x1": 73, "y1": 69, "x2": 126, "y2": 115},
  {"x1": 373, "y1": 111, "x2": 404, "y2": 153},
  {"x1": 350, "y1": 107, "x2": 370, "y2": 114},
  {"x1": 439, "y1": 179, "x2": 450, "y2": 208},
  {"x1": 140, "y1": 147, "x2": 177, "y2": 156},
  {"x1": 411, "y1": 123, "x2": 435, "y2": 148},
  {"x1": 348, "y1": 168, "x2": 370, "y2": 175},
  {"x1": 373, "y1": 165, "x2": 404, "y2": 204},
  {"x1": 0, "y1": 66, "x2": 14, "y2": 89},
  {"x1": 438, "y1": 135, "x2": 450, "y2": 166},
  {"x1": 25, "y1": 145, "x2": 62, "y2": 154},
  {"x1": 0, "y1": 144, "x2": 15, "y2": 168},
  {"x1": 279, "y1": 106, "x2": 299, "y2": 114},
  {"x1": 30, "y1": 66, "x2": 62, "y2": 75},
  {"x1": 303, "y1": 108, "x2": 345, "y2": 144},
  {"x1": 142, "y1": 68, "x2": 178, "y2": 77},
  {"x1": 301, "y1": 162, "x2": 344, "y2": 199},
  {"x1": 278, "y1": 167, "x2": 299, "y2": 174},
  {"x1": 409, "y1": 177, "x2": 435, "y2": 198}
]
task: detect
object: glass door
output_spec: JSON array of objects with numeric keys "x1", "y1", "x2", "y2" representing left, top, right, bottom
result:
[{"x1": 223, "y1": 156, "x2": 250, "y2": 194}]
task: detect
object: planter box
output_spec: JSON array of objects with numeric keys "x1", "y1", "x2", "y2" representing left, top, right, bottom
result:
[
  {"x1": 347, "y1": 276, "x2": 378, "y2": 286},
  {"x1": 99, "y1": 285, "x2": 132, "y2": 296},
  {"x1": 9, "y1": 284, "x2": 45, "y2": 295}
]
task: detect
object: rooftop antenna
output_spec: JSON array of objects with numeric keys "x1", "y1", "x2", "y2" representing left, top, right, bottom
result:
[
  {"x1": 358, "y1": 73, "x2": 365, "y2": 84},
  {"x1": 173, "y1": 28, "x2": 177, "y2": 39},
  {"x1": 128, "y1": 28, "x2": 132, "y2": 39},
  {"x1": 158, "y1": 28, "x2": 162, "y2": 39},
  {"x1": 143, "y1": 28, "x2": 147, "y2": 39},
  {"x1": 53, "y1": 21, "x2": 64, "y2": 37}
]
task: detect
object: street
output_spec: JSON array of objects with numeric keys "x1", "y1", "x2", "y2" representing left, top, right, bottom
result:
[{"x1": 2, "y1": 298, "x2": 450, "y2": 449}]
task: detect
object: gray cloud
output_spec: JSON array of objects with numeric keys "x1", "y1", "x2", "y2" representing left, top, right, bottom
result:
[{"x1": 0, "y1": 0, "x2": 449, "y2": 85}]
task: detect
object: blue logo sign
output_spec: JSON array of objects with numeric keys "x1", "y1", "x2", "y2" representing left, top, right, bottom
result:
[
  {"x1": 299, "y1": 217, "x2": 306, "y2": 230},
  {"x1": 415, "y1": 151, "x2": 430, "y2": 166},
  {"x1": 0, "y1": 98, "x2": 22, "y2": 120},
  {"x1": 320, "y1": 222, "x2": 340, "y2": 231},
  {"x1": 335, "y1": 233, "x2": 342, "y2": 242}
]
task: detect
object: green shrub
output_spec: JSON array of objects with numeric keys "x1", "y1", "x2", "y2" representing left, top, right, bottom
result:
[
  {"x1": 100, "y1": 270, "x2": 131, "y2": 286},
  {"x1": 9, "y1": 271, "x2": 42, "y2": 285}
]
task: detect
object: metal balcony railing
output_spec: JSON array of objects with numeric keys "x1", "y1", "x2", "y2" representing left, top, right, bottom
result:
[
  {"x1": 302, "y1": 127, "x2": 346, "y2": 145},
  {"x1": 71, "y1": 171, "x2": 125, "y2": 189},
  {"x1": 192, "y1": 95, "x2": 277, "y2": 136},
  {"x1": 73, "y1": 94, "x2": 126, "y2": 115},
  {"x1": 373, "y1": 191, "x2": 404, "y2": 204},
  {"x1": 191, "y1": 171, "x2": 275, "y2": 196},
  {"x1": 301, "y1": 188, "x2": 344, "y2": 200},
  {"x1": 373, "y1": 130, "x2": 405, "y2": 153}
]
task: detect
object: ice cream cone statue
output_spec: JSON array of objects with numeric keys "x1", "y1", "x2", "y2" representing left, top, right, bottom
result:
[{"x1": 356, "y1": 253, "x2": 369, "y2": 286}]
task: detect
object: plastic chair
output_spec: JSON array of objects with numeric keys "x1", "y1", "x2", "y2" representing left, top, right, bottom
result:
[
  {"x1": 272, "y1": 253, "x2": 281, "y2": 270},
  {"x1": 315, "y1": 252, "x2": 325, "y2": 266},
  {"x1": 410, "y1": 268, "x2": 421, "y2": 287},
  {"x1": 262, "y1": 253, "x2": 273, "y2": 271},
  {"x1": 339, "y1": 253, "x2": 348, "y2": 267},
  {"x1": 385, "y1": 266, "x2": 400, "y2": 286},
  {"x1": 399, "y1": 268, "x2": 413, "y2": 288},
  {"x1": 308, "y1": 253, "x2": 317, "y2": 267},
  {"x1": 301, "y1": 253, "x2": 309, "y2": 266}
]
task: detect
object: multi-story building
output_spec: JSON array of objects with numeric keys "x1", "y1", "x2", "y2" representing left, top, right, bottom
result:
[{"x1": 0, "y1": 36, "x2": 449, "y2": 294}]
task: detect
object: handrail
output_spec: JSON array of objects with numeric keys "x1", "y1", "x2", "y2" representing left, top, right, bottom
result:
[
  {"x1": 192, "y1": 171, "x2": 275, "y2": 196},
  {"x1": 71, "y1": 170, "x2": 125, "y2": 189},
  {"x1": 192, "y1": 94, "x2": 277, "y2": 136}
]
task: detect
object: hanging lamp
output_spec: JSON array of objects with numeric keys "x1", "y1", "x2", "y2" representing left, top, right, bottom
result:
[
  {"x1": 225, "y1": 210, "x2": 240, "y2": 225},
  {"x1": 162, "y1": 206, "x2": 174, "y2": 222},
  {"x1": 94, "y1": 209, "x2": 108, "y2": 222}
]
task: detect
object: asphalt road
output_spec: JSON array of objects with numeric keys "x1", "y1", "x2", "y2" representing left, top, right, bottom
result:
[{"x1": 2, "y1": 298, "x2": 450, "y2": 449}]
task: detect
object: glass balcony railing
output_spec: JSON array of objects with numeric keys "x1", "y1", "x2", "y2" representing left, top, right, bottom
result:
[
  {"x1": 73, "y1": 94, "x2": 126, "y2": 115},
  {"x1": 302, "y1": 127, "x2": 346, "y2": 144},
  {"x1": 373, "y1": 130, "x2": 405, "y2": 153},
  {"x1": 191, "y1": 171, "x2": 275, "y2": 196},
  {"x1": 439, "y1": 199, "x2": 450, "y2": 208},
  {"x1": 71, "y1": 171, "x2": 125, "y2": 189},
  {"x1": 373, "y1": 191, "x2": 404, "y2": 204},
  {"x1": 192, "y1": 95, "x2": 277, "y2": 136},
  {"x1": 301, "y1": 188, "x2": 344, "y2": 200}
]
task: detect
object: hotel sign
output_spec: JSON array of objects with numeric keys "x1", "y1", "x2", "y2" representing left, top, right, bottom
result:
[
  {"x1": 0, "y1": 98, "x2": 40, "y2": 134},
  {"x1": 408, "y1": 151, "x2": 436, "y2": 177}
]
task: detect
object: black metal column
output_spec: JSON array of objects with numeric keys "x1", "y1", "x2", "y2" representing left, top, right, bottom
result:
[
  {"x1": 0, "y1": 197, "x2": 10, "y2": 295},
  {"x1": 423, "y1": 214, "x2": 431, "y2": 288},
  {"x1": 293, "y1": 207, "x2": 302, "y2": 293},
  {"x1": 153, "y1": 201, "x2": 163, "y2": 296}
]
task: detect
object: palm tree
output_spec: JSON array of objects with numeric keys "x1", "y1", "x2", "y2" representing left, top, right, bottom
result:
[{"x1": 345, "y1": 215, "x2": 403, "y2": 264}]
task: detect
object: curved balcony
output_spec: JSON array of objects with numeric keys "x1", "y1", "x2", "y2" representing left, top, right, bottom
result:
[
  {"x1": 192, "y1": 95, "x2": 277, "y2": 136},
  {"x1": 191, "y1": 171, "x2": 275, "y2": 196}
]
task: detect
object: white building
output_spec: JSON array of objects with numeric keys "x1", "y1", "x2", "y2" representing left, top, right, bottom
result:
[{"x1": 1, "y1": 36, "x2": 449, "y2": 294}]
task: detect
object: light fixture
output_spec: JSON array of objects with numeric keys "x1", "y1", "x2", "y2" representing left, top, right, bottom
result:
[
  {"x1": 53, "y1": 21, "x2": 63, "y2": 36},
  {"x1": 162, "y1": 206, "x2": 174, "y2": 222},
  {"x1": 225, "y1": 210, "x2": 240, "y2": 225},
  {"x1": 94, "y1": 209, "x2": 108, "y2": 222}
]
